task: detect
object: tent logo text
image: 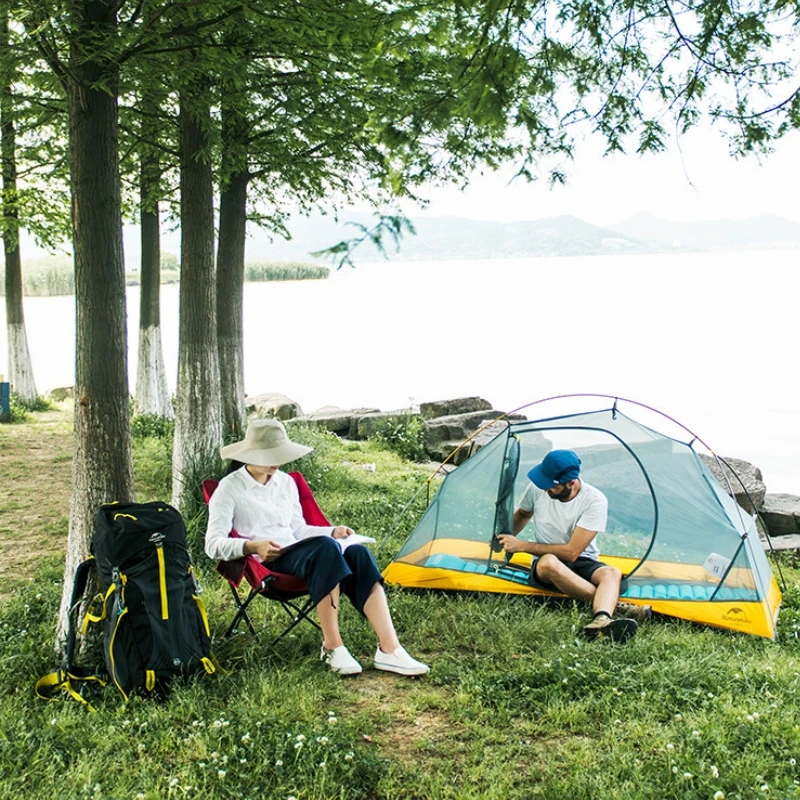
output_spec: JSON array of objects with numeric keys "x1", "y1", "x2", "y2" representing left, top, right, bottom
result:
[{"x1": 722, "y1": 607, "x2": 751, "y2": 624}]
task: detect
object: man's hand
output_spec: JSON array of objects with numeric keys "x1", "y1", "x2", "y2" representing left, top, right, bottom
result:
[
  {"x1": 244, "y1": 539, "x2": 283, "y2": 562},
  {"x1": 332, "y1": 526, "x2": 354, "y2": 540},
  {"x1": 496, "y1": 534, "x2": 526, "y2": 554}
]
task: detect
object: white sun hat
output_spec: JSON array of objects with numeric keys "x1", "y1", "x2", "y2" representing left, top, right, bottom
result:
[{"x1": 219, "y1": 419, "x2": 312, "y2": 466}]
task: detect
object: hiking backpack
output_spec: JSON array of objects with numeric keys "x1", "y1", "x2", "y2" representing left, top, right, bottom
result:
[{"x1": 37, "y1": 501, "x2": 216, "y2": 708}]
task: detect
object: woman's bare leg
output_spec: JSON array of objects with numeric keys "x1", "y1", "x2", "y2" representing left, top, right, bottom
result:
[
  {"x1": 363, "y1": 583, "x2": 401, "y2": 653},
  {"x1": 317, "y1": 585, "x2": 344, "y2": 650}
]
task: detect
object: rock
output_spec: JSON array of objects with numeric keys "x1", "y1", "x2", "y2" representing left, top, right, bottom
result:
[
  {"x1": 423, "y1": 410, "x2": 525, "y2": 452},
  {"x1": 763, "y1": 533, "x2": 800, "y2": 552},
  {"x1": 353, "y1": 410, "x2": 417, "y2": 440},
  {"x1": 293, "y1": 407, "x2": 380, "y2": 435},
  {"x1": 419, "y1": 397, "x2": 493, "y2": 420},
  {"x1": 699, "y1": 454, "x2": 766, "y2": 514},
  {"x1": 48, "y1": 386, "x2": 74, "y2": 402},
  {"x1": 425, "y1": 418, "x2": 535, "y2": 464},
  {"x1": 246, "y1": 392, "x2": 303, "y2": 420},
  {"x1": 760, "y1": 494, "x2": 800, "y2": 537}
]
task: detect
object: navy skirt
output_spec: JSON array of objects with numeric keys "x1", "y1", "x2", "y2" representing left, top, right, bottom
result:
[{"x1": 269, "y1": 536, "x2": 383, "y2": 614}]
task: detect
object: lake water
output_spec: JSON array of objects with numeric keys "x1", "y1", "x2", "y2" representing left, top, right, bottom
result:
[{"x1": 1, "y1": 250, "x2": 797, "y2": 494}]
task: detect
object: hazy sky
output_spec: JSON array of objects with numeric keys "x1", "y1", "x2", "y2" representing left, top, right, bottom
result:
[{"x1": 406, "y1": 124, "x2": 800, "y2": 227}]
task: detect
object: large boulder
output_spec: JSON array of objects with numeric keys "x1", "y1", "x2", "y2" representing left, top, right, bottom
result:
[
  {"x1": 419, "y1": 397, "x2": 494, "y2": 420},
  {"x1": 423, "y1": 410, "x2": 524, "y2": 453},
  {"x1": 424, "y1": 415, "x2": 535, "y2": 464},
  {"x1": 699, "y1": 454, "x2": 766, "y2": 514},
  {"x1": 760, "y1": 494, "x2": 800, "y2": 537},
  {"x1": 246, "y1": 392, "x2": 303, "y2": 421},
  {"x1": 48, "y1": 386, "x2": 74, "y2": 402},
  {"x1": 353, "y1": 410, "x2": 417, "y2": 440},
  {"x1": 295, "y1": 407, "x2": 381, "y2": 436}
]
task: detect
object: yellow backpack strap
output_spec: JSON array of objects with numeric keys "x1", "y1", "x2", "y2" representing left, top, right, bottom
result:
[
  {"x1": 34, "y1": 669, "x2": 107, "y2": 713},
  {"x1": 192, "y1": 594, "x2": 211, "y2": 638},
  {"x1": 145, "y1": 670, "x2": 156, "y2": 691}
]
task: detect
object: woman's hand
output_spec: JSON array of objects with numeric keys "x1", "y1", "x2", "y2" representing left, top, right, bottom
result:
[
  {"x1": 243, "y1": 539, "x2": 283, "y2": 562},
  {"x1": 332, "y1": 526, "x2": 354, "y2": 540}
]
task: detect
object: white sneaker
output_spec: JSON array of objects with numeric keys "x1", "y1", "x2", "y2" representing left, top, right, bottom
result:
[
  {"x1": 320, "y1": 645, "x2": 362, "y2": 675},
  {"x1": 374, "y1": 645, "x2": 430, "y2": 676}
]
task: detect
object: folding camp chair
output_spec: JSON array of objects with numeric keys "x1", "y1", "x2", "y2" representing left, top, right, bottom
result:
[{"x1": 202, "y1": 472, "x2": 326, "y2": 645}]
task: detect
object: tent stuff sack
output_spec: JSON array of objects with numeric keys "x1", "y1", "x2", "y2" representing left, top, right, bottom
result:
[
  {"x1": 36, "y1": 501, "x2": 216, "y2": 709},
  {"x1": 383, "y1": 403, "x2": 782, "y2": 639}
]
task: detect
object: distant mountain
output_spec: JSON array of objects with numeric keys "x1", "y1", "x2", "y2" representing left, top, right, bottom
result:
[
  {"x1": 235, "y1": 212, "x2": 655, "y2": 264},
  {"x1": 124, "y1": 210, "x2": 800, "y2": 267},
  {"x1": 607, "y1": 212, "x2": 800, "y2": 250}
]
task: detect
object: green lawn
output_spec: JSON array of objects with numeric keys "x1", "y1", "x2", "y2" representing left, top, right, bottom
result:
[{"x1": 1, "y1": 413, "x2": 799, "y2": 800}]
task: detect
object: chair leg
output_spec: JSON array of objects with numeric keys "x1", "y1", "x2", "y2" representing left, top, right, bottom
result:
[
  {"x1": 224, "y1": 584, "x2": 260, "y2": 639},
  {"x1": 269, "y1": 597, "x2": 321, "y2": 647}
]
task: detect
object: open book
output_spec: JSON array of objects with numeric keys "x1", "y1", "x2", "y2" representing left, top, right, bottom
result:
[{"x1": 337, "y1": 532, "x2": 376, "y2": 552}]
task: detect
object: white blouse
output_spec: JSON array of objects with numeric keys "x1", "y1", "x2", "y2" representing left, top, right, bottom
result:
[{"x1": 204, "y1": 467, "x2": 334, "y2": 563}]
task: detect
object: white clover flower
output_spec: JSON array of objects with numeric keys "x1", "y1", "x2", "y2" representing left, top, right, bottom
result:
[
  {"x1": 328, "y1": 710, "x2": 336, "y2": 716},
  {"x1": 666, "y1": 743, "x2": 675, "y2": 752},
  {"x1": 136, "y1": 794, "x2": 146, "y2": 800},
  {"x1": 198, "y1": 762, "x2": 206, "y2": 768},
  {"x1": 683, "y1": 772, "x2": 693, "y2": 780},
  {"x1": 746, "y1": 715, "x2": 755, "y2": 723},
  {"x1": 169, "y1": 777, "x2": 179, "y2": 787},
  {"x1": 344, "y1": 752, "x2": 354, "y2": 761},
  {"x1": 790, "y1": 758, "x2": 797, "y2": 766},
  {"x1": 241, "y1": 733, "x2": 251, "y2": 743},
  {"x1": 275, "y1": 760, "x2": 284, "y2": 767},
  {"x1": 288, "y1": 796, "x2": 298, "y2": 800},
  {"x1": 710, "y1": 765, "x2": 719, "y2": 778},
  {"x1": 223, "y1": 720, "x2": 230, "y2": 727},
  {"x1": 714, "y1": 792, "x2": 725, "y2": 800},
  {"x1": 240, "y1": 759, "x2": 247, "y2": 764},
  {"x1": 50, "y1": 718, "x2": 57, "y2": 726},
  {"x1": 217, "y1": 770, "x2": 226, "y2": 779},
  {"x1": 210, "y1": 752, "x2": 219, "y2": 760},
  {"x1": 317, "y1": 736, "x2": 329, "y2": 745},
  {"x1": 674, "y1": 713, "x2": 682, "y2": 722},
  {"x1": 294, "y1": 742, "x2": 304, "y2": 750},
  {"x1": 562, "y1": 678, "x2": 568, "y2": 684},
  {"x1": 760, "y1": 784, "x2": 769, "y2": 792},
  {"x1": 213, "y1": 720, "x2": 223, "y2": 729},
  {"x1": 328, "y1": 717, "x2": 338, "y2": 725},
  {"x1": 296, "y1": 734, "x2": 306, "y2": 742},
  {"x1": 672, "y1": 766, "x2": 678, "y2": 774},
  {"x1": 137, "y1": 743, "x2": 146, "y2": 752},
  {"x1": 319, "y1": 762, "x2": 326, "y2": 768},
  {"x1": 692, "y1": 730, "x2": 701, "y2": 738}
]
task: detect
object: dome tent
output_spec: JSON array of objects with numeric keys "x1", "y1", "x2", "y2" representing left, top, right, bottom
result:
[{"x1": 382, "y1": 396, "x2": 782, "y2": 639}]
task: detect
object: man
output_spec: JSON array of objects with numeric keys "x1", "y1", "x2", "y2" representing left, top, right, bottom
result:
[{"x1": 496, "y1": 449, "x2": 638, "y2": 642}]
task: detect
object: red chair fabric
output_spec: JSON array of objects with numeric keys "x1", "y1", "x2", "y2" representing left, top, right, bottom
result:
[{"x1": 202, "y1": 472, "x2": 325, "y2": 643}]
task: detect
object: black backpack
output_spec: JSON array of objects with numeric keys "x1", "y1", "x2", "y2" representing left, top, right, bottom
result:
[{"x1": 37, "y1": 501, "x2": 217, "y2": 708}]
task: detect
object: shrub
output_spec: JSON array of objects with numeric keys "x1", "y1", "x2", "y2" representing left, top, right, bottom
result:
[
  {"x1": 130, "y1": 412, "x2": 175, "y2": 441},
  {"x1": 244, "y1": 261, "x2": 329, "y2": 282},
  {"x1": 370, "y1": 413, "x2": 428, "y2": 462}
]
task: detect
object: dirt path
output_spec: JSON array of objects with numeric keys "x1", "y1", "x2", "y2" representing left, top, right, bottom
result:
[{"x1": 0, "y1": 405, "x2": 73, "y2": 595}]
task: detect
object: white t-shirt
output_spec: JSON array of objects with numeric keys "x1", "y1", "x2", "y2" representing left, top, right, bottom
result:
[
  {"x1": 205, "y1": 467, "x2": 334, "y2": 562},
  {"x1": 517, "y1": 480, "x2": 608, "y2": 561}
]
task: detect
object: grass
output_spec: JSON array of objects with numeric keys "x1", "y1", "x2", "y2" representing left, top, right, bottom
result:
[
  {"x1": 0, "y1": 257, "x2": 326, "y2": 297},
  {"x1": 1, "y1": 408, "x2": 799, "y2": 800}
]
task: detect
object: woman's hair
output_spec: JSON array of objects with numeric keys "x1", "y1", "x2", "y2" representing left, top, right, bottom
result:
[{"x1": 225, "y1": 460, "x2": 246, "y2": 475}]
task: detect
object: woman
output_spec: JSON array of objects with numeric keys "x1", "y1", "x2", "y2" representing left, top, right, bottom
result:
[{"x1": 205, "y1": 418, "x2": 429, "y2": 676}]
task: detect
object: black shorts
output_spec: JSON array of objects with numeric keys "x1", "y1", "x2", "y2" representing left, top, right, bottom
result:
[{"x1": 529, "y1": 556, "x2": 609, "y2": 589}]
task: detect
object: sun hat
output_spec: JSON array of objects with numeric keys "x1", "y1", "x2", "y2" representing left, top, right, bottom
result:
[
  {"x1": 219, "y1": 419, "x2": 312, "y2": 467},
  {"x1": 527, "y1": 449, "x2": 581, "y2": 489}
]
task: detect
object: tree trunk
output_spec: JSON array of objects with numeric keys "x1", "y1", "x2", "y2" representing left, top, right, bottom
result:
[
  {"x1": 0, "y1": 13, "x2": 37, "y2": 403},
  {"x1": 134, "y1": 155, "x2": 172, "y2": 419},
  {"x1": 216, "y1": 168, "x2": 248, "y2": 440},
  {"x1": 57, "y1": 1, "x2": 134, "y2": 645},
  {"x1": 172, "y1": 88, "x2": 221, "y2": 509}
]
